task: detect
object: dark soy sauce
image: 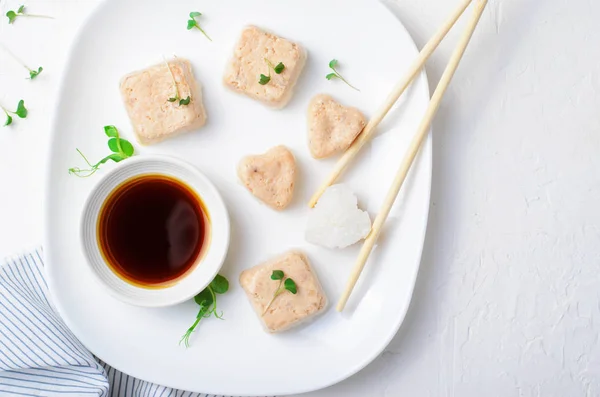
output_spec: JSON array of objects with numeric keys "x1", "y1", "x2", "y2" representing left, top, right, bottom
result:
[{"x1": 98, "y1": 174, "x2": 210, "y2": 288}]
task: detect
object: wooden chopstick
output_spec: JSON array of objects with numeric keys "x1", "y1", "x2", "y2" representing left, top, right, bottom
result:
[
  {"x1": 336, "y1": 0, "x2": 489, "y2": 312},
  {"x1": 308, "y1": 0, "x2": 476, "y2": 208}
]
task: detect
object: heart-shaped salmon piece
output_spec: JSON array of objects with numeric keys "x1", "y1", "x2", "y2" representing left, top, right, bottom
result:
[
  {"x1": 237, "y1": 145, "x2": 296, "y2": 210},
  {"x1": 307, "y1": 94, "x2": 366, "y2": 159}
]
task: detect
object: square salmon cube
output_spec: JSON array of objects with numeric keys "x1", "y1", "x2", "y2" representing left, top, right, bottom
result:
[
  {"x1": 223, "y1": 26, "x2": 306, "y2": 109},
  {"x1": 120, "y1": 58, "x2": 206, "y2": 145},
  {"x1": 240, "y1": 251, "x2": 327, "y2": 333}
]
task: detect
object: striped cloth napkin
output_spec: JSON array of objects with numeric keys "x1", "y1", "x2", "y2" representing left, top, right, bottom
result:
[{"x1": 0, "y1": 249, "x2": 223, "y2": 397}]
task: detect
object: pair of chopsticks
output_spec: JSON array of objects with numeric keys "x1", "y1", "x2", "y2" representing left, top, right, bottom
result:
[{"x1": 307, "y1": 0, "x2": 488, "y2": 312}]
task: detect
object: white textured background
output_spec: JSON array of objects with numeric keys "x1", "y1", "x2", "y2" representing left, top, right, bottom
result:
[{"x1": 1, "y1": 0, "x2": 599, "y2": 396}]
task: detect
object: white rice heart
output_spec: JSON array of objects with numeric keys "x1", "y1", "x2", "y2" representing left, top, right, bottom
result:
[{"x1": 306, "y1": 184, "x2": 372, "y2": 249}]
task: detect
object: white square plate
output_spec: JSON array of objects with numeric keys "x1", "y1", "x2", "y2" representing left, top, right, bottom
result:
[{"x1": 44, "y1": 0, "x2": 431, "y2": 395}]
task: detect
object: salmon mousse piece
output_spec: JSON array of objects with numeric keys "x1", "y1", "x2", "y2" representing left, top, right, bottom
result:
[
  {"x1": 239, "y1": 250, "x2": 327, "y2": 333},
  {"x1": 237, "y1": 145, "x2": 296, "y2": 210},
  {"x1": 223, "y1": 26, "x2": 307, "y2": 109},
  {"x1": 307, "y1": 94, "x2": 366, "y2": 159},
  {"x1": 120, "y1": 58, "x2": 206, "y2": 145}
]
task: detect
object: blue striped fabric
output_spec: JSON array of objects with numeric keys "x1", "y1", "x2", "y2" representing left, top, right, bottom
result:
[{"x1": 0, "y1": 249, "x2": 228, "y2": 397}]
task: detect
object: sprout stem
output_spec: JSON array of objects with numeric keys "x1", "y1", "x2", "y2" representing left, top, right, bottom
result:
[
  {"x1": 0, "y1": 42, "x2": 30, "y2": 70},
  {"x1": 331, "y1": 68, "x2": 360, "y2": 91},
  {"x1": 21, "y1": 14, "x2": 54, "y2": 19}
]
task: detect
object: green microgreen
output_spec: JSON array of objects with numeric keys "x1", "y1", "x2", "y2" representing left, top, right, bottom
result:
[
  {"x1": 1, "y1": 100, "x2": 27, "y2": 126},
  {"x1": 274, "y1": 62, "x2": 285, "y2": 74},
  {"x1": 258, "y1": 74, "x2": 271, "y2": 85},
  {"x1": 6, "y1": 5, "x2": 53, "y2": 24},
  {"x1": 165, "y1": 60, "x2": 181, "y2": 103},
  {"x1": 262, "y1": 270, "x2": 297, "y2": 315},
  {"x1": 180, "y1": 274, "x2": 229, "y2": 348},
  {"x1": 0, "y1": 43, "x2": 44, "y2": 80},
  {"x1": 187, "y1": 12, "x2": 212, "y2": 41},
  {"x1": 68, "y1": 125, "x2": 135, "y2": 177},
  {"x1": 29, "y1": 66, "x2": 43, "y2": 79},
  {"x1": 258, "y1": 58, "x2": 286, "y2": 85},
  {"x1": 326, "y1": 59, "x2": 359, "y2": 91},
  {"x1": 265, "y1": 58, "x2": 285, "y2": 75},
  {"x1": 164, "y1": 59, "x2": 191, "y2": 106}
]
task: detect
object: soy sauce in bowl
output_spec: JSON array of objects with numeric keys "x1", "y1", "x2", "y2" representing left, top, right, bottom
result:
[{"x1": 98, "y1": 174, "x2": 210, "y2": 288}]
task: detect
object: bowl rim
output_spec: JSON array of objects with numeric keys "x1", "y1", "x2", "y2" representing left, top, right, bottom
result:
[{"x1": 79, "y1": 154, "x2": 231, "y2": 307}]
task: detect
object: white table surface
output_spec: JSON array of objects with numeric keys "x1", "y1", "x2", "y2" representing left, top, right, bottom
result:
[{"x1": 1, "y1": 0, "x2": 599, "y2": 396}]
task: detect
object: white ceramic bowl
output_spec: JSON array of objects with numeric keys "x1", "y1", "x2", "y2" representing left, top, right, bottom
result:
[{"x1": 80, "y1": 155, "x2": 230, "y2": 307}]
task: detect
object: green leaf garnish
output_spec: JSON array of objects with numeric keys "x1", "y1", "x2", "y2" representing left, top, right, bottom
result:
[
  {"x1": 271, "y1": 270, "x2": 284, "y2": 280},
  {"x1": 259, "y1": 59, "x2": 285, "y2": 84},
  {"x1": 1, "y1": 100, "x2": 27, "y2": 127},
  {"x1": 15, "y1": 100, "x2": 27, "y2": 118},
  {"x1": 119, "y1": 139, "x2": 134, "y2": 157},
  {"x1": 262, "y1": 270, "x2": 297, "y2": 315},
  {"x1": 258, "y1": 74, "x2": 271, "y2": 85},
  {"x1": 107, "y1": 138, "x2": 120, "y2": 153},
  {"x1": 29, "y1": 66, "x2": 43, "y2": 79},
  {"x1": 210, "y1": 274, "x2": 229, "y2": 294},
  {"x1": 6, "y1": 11, "x2": 17, "y2": 24},
  {"x1": 69, "y1": 125, "x2": 135, "y2": 177},
  {"x1": 274, "y1": 62, "x2": 285, "y2": 74},
  {"x1": 6, "y1": 5, "x2": 53, "y2": 24},
  {"x1": 168, "y1": 97, "x2": 177, "y2": 102},
  {"x1": 326, "y1": 58, "x2": 359, "y2": 91},
  {"x1": 180, "y1": 274, "x2": 229, "y2": 348},
  {"x1": 179, "y1": 96, "x2": 191, "y2": 106},
  {"x1": 187, "y1": 12, "x2": 212, "y2": 41},
  {"x1": 104, "y1": 125, "x2": 118, "y2": 137},
  {"x1": 284, "y1": 278, "x2": 297, "y2": 294},
  {"x1": 107, "y1": 137, "x2": 133, "y2": 156}
]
